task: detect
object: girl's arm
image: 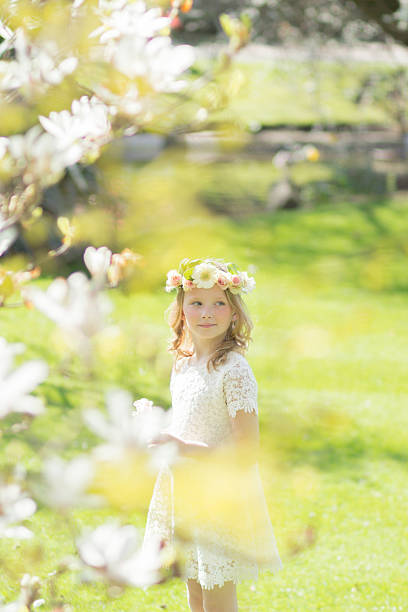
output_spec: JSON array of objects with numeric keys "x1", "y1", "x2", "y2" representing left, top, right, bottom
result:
[
  {"x1": 228, "y1": 409, "x2": 260, "y2": 464},
  {"x1": 148, "y1": 432, "x2": 210, "y2": 457},
  {"x1": 223, "y1": 359, "x2": 261, "y2": 465}
]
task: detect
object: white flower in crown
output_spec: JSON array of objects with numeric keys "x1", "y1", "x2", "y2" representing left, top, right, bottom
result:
[
  {"x1": 165, "y1": 269, "x2": 182, "y2": 292},
  {"x1": 192, "y1": 262, "x2": 218, "y2": 289},
  {"x1": 240, "y1": 271, "x2": 256, "y2": 294}
]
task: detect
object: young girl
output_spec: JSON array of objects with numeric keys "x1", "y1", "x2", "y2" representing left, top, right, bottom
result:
[{"x1": 143, "y1": 257, "x2": 282, "y2": 612}]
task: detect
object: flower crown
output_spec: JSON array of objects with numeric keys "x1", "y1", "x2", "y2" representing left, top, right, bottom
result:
[{"x1": 165, "y1": 258, "x2": 256, "y2": 295}]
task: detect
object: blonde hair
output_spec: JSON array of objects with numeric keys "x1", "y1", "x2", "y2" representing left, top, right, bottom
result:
[{"x1": 166, "y1": 259, "x2": 253, "y2": 372}]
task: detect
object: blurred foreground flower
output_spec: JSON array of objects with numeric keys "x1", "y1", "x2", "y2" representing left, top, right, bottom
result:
[
  {"x1": 90, "y1": 1, "x2": 170, "y2": 42},
  {"x1": 0, "y1": 482, "x2": 37, "y2": 539},
  {"x1": 0, "y1": 337, "x2": 48, "y2": 418},
  {"x1": 170, "y1": 443, "x2": 282, "y2": 567},
  {"x1": 108, "y1": 248, "x2": 142, "y2": 287},
  {"x1": 83, "y1": 245, "x2": 112, "y2": 282},
  {"x1": 83, "y1": 245, "x2": 141, "y2": 287},
  {"x1": 84, "y1": 390, "x2": 172, "y2": 456},
  {"x1": 77, "y1": 522, "x2": 169, "y2": 587},
  {"x1": 39, "y1": 96, "x2": 112, "y2": 165},
  {"x1": 4, "y1": 126, "x2": 78, "y2": 187},
  {"x1": 0, "y1": 27, "x2": 77, "y2": 98},
  {"x1": 22, "y1": 272, "x2": 112, "y2": 363},
  {"x1": 83, "y1": 391, "x2": 177, "y2": 511},
  {"x1": 40, "y1": 456, "x2": 102, "y2": 511},
  {"x1": 90, "y1": 0, "x2": 195, "y2": 93}
]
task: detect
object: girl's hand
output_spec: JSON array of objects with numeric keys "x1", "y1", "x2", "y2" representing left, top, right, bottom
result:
[
  {"x1": 148, "y1": 432, "x2": 209, "y2": 457},
  {"x1": 147, "y1": 431, "x2": 175, "y2": 447}
]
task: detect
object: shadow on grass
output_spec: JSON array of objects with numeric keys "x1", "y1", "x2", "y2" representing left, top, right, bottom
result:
[
  {"x1": 263, "y1": 409, "x2": 408, "y2": 474},
  {"x1": 229, "y1": 196, "x2": 408, "y2": 293}
]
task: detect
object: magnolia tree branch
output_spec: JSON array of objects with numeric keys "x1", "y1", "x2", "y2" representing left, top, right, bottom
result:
[{"x1": 0, "y1": 2, "x2": 256, "y2": 606}]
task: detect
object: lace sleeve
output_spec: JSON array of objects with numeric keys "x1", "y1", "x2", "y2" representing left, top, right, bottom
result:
[{"x1": 223, "y1": 357, "x2": 258, "y2": 419}]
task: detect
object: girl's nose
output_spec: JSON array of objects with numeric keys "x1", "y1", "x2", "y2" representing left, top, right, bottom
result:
[{"x1": 202, "y1": 308, "x2": 214, "y2": 318}]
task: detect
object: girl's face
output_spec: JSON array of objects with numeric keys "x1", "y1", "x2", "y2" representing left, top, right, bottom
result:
[{"x1": 182, "y1": 285, "x2": 236, "y2": 343}]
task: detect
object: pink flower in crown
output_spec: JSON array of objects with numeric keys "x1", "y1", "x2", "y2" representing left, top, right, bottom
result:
[
  {"x1": 166, "y1": 269, "x2": 182, "y2": 292},
  {"x1": 216, "y1": 273, "x2": 229, "y2": 290},
  {"x1": 182, "y1": 277, "x2": 194, "y2": 291},
  {"x1": 228, "y1": 273, "x2": 243, "y2": 294}
]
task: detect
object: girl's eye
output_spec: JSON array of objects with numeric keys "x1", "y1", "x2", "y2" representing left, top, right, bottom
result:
[
  {"x1": 216, "y1": 301, "x2": 226, "y2": 306},
  {"x1": 191, "y1": 301, "x2": 202, "y2": 306}
]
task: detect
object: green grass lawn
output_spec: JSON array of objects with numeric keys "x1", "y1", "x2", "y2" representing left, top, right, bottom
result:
[
  {"x1": 195, "y1": 59, "x2": 395, "y2": 129},
  {"x1": 1, "y1": 196, "x2": 408, "y2": 610}
]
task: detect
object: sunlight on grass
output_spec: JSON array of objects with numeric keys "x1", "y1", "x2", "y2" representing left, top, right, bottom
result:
[{"x1": 1, "y1": 196, "x2": 408, "y2": 609}]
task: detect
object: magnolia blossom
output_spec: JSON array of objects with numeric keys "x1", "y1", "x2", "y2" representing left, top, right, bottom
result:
[
  {"x1": 90, "y1": 1, "x2": 170, "y2": 42},
  {"x1": 39, "y1": 96, "x2": 112, "y2": 164},
  {"x1": 108, "y1": 35, "x2": 194, "y2": 92},
  {"x1": 22, "y1": 272, "x2": 112, "y2": 343},
  {"x1": 0, "y1": 337, "x2": 48, "y2": 419},
  {"x1": 5, "y1": 125, "x2": 78, "y2": 186},
  {"x1": 84, "y1": 390, "x2": 171, "y2": 452},
  {"x1": 107, "y1": 248, "x2": 141, "y2": 287},
  {"x1": 0, "y1": 28, "x2": 77, "y2": 96},
  {"x1": 76, "y1": 522, "x2": 164, "y2": 587},
  {"x1": 41, "y1": 456, "x2": 100, "y2": 510},
  {"x1": 93, "y1": 84, "x2": 142, "y2": 117},
  {"x1": 90, "y1": 0, "x2": 194, "y2": 92},
  {"x1": 0, "y1": 482, "x2": 37, "y2": 539},
  {"x1": 192, "y1": 262, "x2": 219, "y2": 289},
  {"x1": 84, "y1": 245, "x2": 112, "y2": 281}
]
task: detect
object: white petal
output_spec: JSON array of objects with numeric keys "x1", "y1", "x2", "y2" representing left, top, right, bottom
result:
[
  {"x1": 2, "y1": 525, "x2": 33, "y2": 539},
  {"x1": 0, "y1": 360, "x2": 48, "y2": 412},
  {"x1": 59, "y1": 57, "x2": 78, "y2": 74},
  {"x1": 12, "y1": 496, "x2": 36, "y2": 521},
  {"x1": 0, "y1": 226, "x2": 18, "y2": 256}
]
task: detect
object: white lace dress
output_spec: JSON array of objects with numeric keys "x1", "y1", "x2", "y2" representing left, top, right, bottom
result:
[{"x1": 142, "y1": 350, "x2": 283, "y2": 589}]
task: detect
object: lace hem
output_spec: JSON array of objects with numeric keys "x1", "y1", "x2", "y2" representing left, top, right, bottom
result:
[
  {"x1": 184, "y1": 562, "x2": 259, "y2": 590},
  {"x1": 225, "y1": 397, "x2": 258, "y2": 419}
]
